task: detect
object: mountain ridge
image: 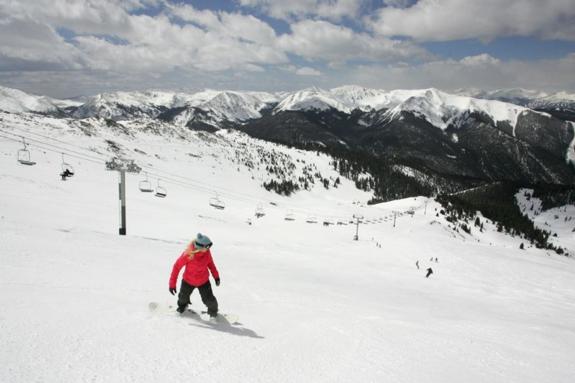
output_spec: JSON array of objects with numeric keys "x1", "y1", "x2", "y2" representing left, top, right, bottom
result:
[{"x1": 1, "y1": 84, "x2": 573, "y2": 200}]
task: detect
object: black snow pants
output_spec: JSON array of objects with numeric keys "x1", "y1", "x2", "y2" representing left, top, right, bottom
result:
[{"x1": 178, "y1": 280, "x2": 218, "y2": 316}]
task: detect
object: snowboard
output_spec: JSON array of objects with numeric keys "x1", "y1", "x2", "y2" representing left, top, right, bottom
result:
[{"x1": 148, "y1": 302, "x2": 239, "y2": 324}]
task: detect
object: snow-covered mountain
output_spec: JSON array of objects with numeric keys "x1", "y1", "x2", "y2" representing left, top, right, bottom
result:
[
  {"x1": 272, "y1": 86, "x2": 534, "y2": 132},
  {"x1": 455, "y1": 88, "x2": 549, "y2": 106},
  {"x1": 455, "y1": 88, "x2": 575, "y2": 121},
  {"x1": 274, "y1": 87, "x2": 352, "y2": 113},
  {"x1": 60, "y1": 84, "x2": 541, "y2": 132},
  {"x1": 367, "y1": 88, "x2": 528, "y2": 131},
  {"x1": 182, "y1": 90, "x2": 276, "y2": 123},
  {"x1": 72, "y1": 90, "x2": 177, "y2": 120},
  {"x1": 0, "y1": 86, "x2": 66, "y2": 114},
  {"x1": 329, "y1": 85, "x2": 387, "y2": 108},
  {"x1": 0, "y1": 84, "x2": 555, "y2": 131},
  {"x1": 528, "y1": 91, "x2": 575, "y2": 111},
  {"x1": 71, "y1": 89, "x2": 280, "y2": 126}
]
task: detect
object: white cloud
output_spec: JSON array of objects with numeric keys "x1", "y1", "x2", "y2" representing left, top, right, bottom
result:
[
  {"x1": 460, "y1": 54, "x2": 500, "y2": 66},
  {"x1": 295, "y1": 66, "x2": 322, "y2": 76},
  {"x1": 0, "y1": 1, "x2": 426, "y2": 76},
  {"x1": 368, "y1": 0, "x2": 575, "y2": 41},
  {"x1": 237, "y1": 0, "x2": 364, "y2": 21},
  {"x1": 278, "y1": 20, "x2": 429, "y2": 63},
  {"x1": 0, "y1": 1, "x2": 288, "y2": 74},
  {"x1": 0, "y1": 13, "x2": 83, "y2": 68},
  {"x1": 0, "y1": 0, "x2": 573, "y2": 96},
  {"x1": 341, "y1": 54, "x2": 575, "y2": 92},
  {"x1": 168, "y1": 4, "x2": 278, "y2": 46},
  {"x1": 1, "y1": 0, "x2": 137, "y2": 37}
]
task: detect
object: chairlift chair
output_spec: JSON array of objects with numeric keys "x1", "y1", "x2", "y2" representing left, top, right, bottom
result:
[
  {"x1": 209, "y1": 195, "x2": 225, "y2": 210},
  {"x1": 61, "y1": 153, "x2": 74, "y2": 176},
  {"x1": 17, "y1": 138, "x2": 36, "y2": 166},
  {"x1": 139, "y1": 173, "x2": 154, "y2": 193},
  {"x1": 306, "y1": 216, "x2": 317, "y2": 224},
  {"x1": 155, "y1": 179, "x2": 167, "y2": 198},
  {"x1": 255, "y1": 204, "x2": 265, "y2": 218}
]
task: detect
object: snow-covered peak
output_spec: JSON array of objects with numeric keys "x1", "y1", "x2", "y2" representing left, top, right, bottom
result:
[
  {"x1": 74, "y1": 89, "x2": 278, "y2": 122},
  {"x1": 0, "y1": 85, "x2": 556, "y2": 132},
  {"x1": 198, "y1": 91, "x2": 273, "y2": 122},
  {"x1": 455, "y1": 88, "x2": 549, "y2": 102},
  {"x1": 268, "y1": 86, "x2": 533, "y2": 130},
  {"x1": 329, "y1": 85, "x2": 388, "y2": 111},
  {"x1": 381, "y1": 88, "x2": 528, "y2": 130},
  {"x1": 0, "y1": 85, "x2": 60, "y2": 113},
  {"x1": 537, "y1": 91, "x2": 575, "y2": 103},
  {"x1": 73, "y1": 90, "x2": 178, "y2": 120},
  {"x1": 455, "y1": 88, "x2": 575, "y2": 110},
  {"x1": 274, "y1": 87, "x2": 351, "y2": 113},
  {"x1": 95, "y1": 90, "x2": 177, "y2": 107},
  {"x1": 174, "y1": 89, "x2": 279, "y2": 122}
]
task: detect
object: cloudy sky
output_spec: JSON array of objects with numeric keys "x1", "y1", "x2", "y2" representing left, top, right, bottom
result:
[{"x1": 0, "y1": 0, "x2": 574, "y2": 98}]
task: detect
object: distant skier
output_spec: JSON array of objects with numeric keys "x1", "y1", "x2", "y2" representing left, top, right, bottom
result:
[
  {"x1": 416, "y1": 260, "x2": 420, "y2": 269},
  {"x1": 426, "y1": 267, "x2": 433, "y2": 278},
  {"x1": 169, "y1": 233, "x2": 220, "y2": 318},
  {"x1": 60, "y1": 168, "x2": 73, "y2": 180}
]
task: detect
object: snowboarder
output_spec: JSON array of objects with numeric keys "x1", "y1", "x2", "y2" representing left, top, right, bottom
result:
[
  {"x1": 169, "y1": 233, "x2": 220, "y2": 318},
  {"x1": 426, "y1": 267, "x2": 433, "y2": 278}
]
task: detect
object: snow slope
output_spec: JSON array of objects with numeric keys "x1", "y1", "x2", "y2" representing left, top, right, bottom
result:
[
  {"x1": 516, "y1": 189, "x2": 575, "y2": 252},
  {"x1": 1, "y1": 112, "x2": 575, "y2": 383}
]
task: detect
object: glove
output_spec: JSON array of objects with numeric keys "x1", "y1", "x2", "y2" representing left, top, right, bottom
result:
[
  {"x1": 169, "y1": 287, "x2": 177, "y2": 295},
  {"x1": 215, "y1": 278, "x2": 220, "y2": 287}
]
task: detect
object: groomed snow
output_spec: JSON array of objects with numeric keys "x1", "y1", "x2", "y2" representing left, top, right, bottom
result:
[{"x1": 1, "y1": 113, "x2": 575, "y2": 383}]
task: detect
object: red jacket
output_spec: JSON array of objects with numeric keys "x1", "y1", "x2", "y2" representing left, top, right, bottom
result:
[{"x1": 169, "y1": 245, "x2": 219, "y2": 288}]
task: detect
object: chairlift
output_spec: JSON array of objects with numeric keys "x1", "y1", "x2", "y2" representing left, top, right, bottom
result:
[
  {"x1": 255, "y1": 204, "x2": 265, "y2": 218},
  {"x1": 139, "y1": 172, "x2": 154, "y2": 193},
  {"x1": 61, "y1": 153, "x2": 74, "y2": 176},
  {"x1": 17, "y1": 137, "x2": 36, "y2": 166},
  {"x1": 155, "y1": 179, "x2": 167, "y2": 198},
  {"x1": 306, "y1": 216, "x2": 317, "y2": 224},
  {"x1": 209, "y1": 195, "x2": 225, "y2": 210}
]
